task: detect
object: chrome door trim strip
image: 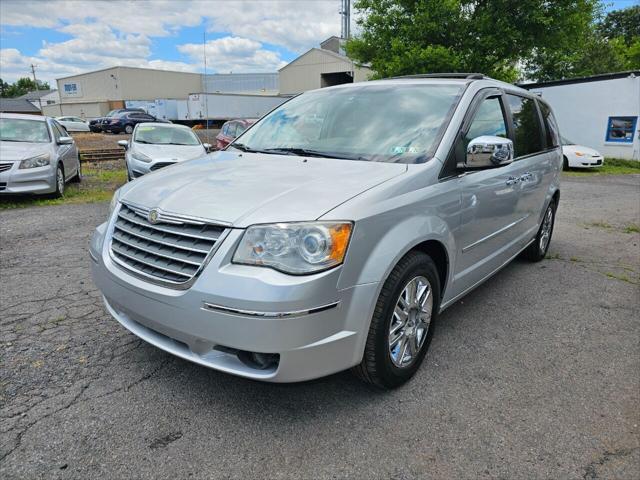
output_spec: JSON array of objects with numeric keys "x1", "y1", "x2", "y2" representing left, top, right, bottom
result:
[
  {"x1": 201, "y1": 301, "x2": 340, "y2": 318},
  {"x1": 462, "y1": 214, "x2": 530, "y2": 253}
]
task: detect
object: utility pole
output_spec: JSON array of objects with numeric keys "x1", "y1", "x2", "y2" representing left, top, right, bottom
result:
[
  {"x1": 340, "y1": 0, "x2": 351, "y2": 39},
  {"x1": 30, "y1": 64, "x2": 43, "y2": 112}
]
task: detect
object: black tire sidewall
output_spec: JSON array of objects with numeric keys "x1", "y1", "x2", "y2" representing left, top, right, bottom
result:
[{"x1": 374, "y1": 253, "x2": 441, "y2": 387}]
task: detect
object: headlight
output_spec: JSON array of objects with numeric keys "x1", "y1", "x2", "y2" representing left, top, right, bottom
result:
[
  {"x1": 109, "y1": 189, "x2": 120, "y2": 217},
  {"x1": 19, "y1": 153, "x2": 50, "y2": 169},
  {"x1": 131, "y1": 150, "x2": 152, "y2": 163},
  {"x1": 233, "y1": 222, "x2": 353, "y2": 274}
]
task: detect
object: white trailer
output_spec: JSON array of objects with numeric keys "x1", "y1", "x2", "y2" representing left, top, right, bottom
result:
[
  {"x1": 187, "y1": 93, "x2": 289, "y2": 121},
  {"x1": 125, "y1": 99, "x2": 188, "y2": 121}
]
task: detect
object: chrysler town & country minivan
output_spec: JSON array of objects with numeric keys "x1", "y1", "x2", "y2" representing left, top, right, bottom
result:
[{"x1": 90, "y1": 74, "x2": 562, "y2": 388}]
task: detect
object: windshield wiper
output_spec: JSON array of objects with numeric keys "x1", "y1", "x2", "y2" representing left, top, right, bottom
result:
[
  {"x1": 0, "y1": 139, "x2": 25, "y2": 142},
  {"x1": 135, "y1": 140, "x2": 152, "y2": 144},
  {"x1": 263, "y1": 147, "x2": 369, "y2": 161}
]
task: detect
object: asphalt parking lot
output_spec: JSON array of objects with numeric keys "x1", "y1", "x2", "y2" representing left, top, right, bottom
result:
[{"x1": 1, "y1": 174, "x2": 638, "y2": 479}]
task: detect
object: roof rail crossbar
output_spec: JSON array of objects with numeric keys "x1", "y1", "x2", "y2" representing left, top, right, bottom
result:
[{"x1": 389, "y1": 73, "x2": 485, "y2": 80}]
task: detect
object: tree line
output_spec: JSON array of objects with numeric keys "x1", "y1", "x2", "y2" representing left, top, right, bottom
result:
[
  {"x1": 345, "y1": 1, "x2": 639, "y2": 82},
  {"x1": 0, "y1": 78, "x2": 51, "y2": 99}
]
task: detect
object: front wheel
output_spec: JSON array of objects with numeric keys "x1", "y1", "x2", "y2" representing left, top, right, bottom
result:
[
  {"x1": 522, "y1": 200, "x2": 557, "y2": 261},
  {"x1": 352, "y1": 251, "x2": 440, "y2": 389},
  {"x1": 53, "y1": 164, "x2": 65, "y2": 198},
  {"x1": 124, "y1": 124, "x2": 133, "y2": 134}
]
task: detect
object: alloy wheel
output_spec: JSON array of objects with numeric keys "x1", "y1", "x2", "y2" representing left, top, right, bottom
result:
[
  {"x1": 57, "y1": 167, "x2": 65, "y2": 196},
  {"x1": 539, "y1": 206, "x2": 553, "y2": 253},
  {"x1": 388, "y1": 275, "x2": 433, "y2": 368}
]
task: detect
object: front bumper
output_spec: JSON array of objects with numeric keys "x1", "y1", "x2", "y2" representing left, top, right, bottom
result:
[
  {"x1": 568, "y1": 155, "x2": 604, "y2": 168},
  {"x1": 126, "y1": 156, "x2": 177, "y2": 178},
  {"x1": 90, "y1": 221, "x2": 378, "y2": 382},
  {"x1": 0, "y1": 162, "x2": 56, "y2": 194}
]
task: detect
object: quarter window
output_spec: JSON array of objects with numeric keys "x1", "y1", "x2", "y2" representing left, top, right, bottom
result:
[
  {"x1": 506, "y1": 95, "x2": 543, "y2": 157},
  {"x1": 606, "y1": 116, "x2": 637, "y2": 143}
]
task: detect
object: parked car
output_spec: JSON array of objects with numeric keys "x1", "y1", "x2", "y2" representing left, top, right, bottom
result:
[
  {"x1": 215, "y1": 118, "x2": 256, "y2": 149},
  {"x1": 56, "y1": 116, "x2": 90, "y2": 132},
  {"x1": 90, "y1": 74, "x2": 562, "y2": 388},
  {"x1": 89, "y1": 108, "x2": 146, "y2": 133},
  {"x1": 104, "y1": 111, "x2": 169, "y2": 134},
  {"x1": 118, "y1": 123, "x2": 211, "y2": 180},
  {"x1": 0, "y1": 113, "x2": 81, "y2": 197},
  {"x1": 562, "y1": 137, "x2": 604, "y2": 169}
]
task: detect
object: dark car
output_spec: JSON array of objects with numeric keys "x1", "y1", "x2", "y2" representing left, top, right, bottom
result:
[
  {"x1": 89, "y1": 108, "x2": 146, "y2": 132},
  {"x1": 103, "y1": 111, "x2": 170, "y2": 134},
  {"x1": 215, "y1": 118, "x2": 256, "y2": 149}
]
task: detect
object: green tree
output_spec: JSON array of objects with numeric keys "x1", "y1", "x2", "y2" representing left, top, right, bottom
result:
[
  {"x1": 345, "y1": 0, "x2": 616, "y2": 82},
  {"x1": 599, "y1": 5, "x2": 640, "y2": 43},
  {"x1": 1, "y1": 77, "x2": 50, "y2": 98}
]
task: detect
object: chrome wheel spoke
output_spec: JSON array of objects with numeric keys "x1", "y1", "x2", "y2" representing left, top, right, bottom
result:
[{"x1": 388, "y1": 275, "x2": 434, "y2": 369}]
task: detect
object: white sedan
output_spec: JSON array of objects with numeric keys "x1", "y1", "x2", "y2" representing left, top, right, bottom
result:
[
  {"x1": 55, "y1": 116, "x2": 90, "y2": 132},
  {"x1": 562, "y1": 137, "x2": 604, "y2": 169}
]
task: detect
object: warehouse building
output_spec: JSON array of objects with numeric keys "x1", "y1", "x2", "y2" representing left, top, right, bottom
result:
[
  {"x1": 522, "y1": 71, "x2": 639, "y2": 160},
  {"x1": 279, "y1": 36, "x2": 372, "y2": 95}
]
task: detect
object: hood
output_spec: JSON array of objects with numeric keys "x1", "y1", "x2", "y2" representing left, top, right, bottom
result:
[
  {"x1": 133, "y1": 143, "x2": 206, "y2": 162},
  {"x1": 0, "y1": 142, "x2": 50, "y2": 162},
  {"x1": 120, "y1": 150, "x2": 406, "y2": 227},
  {"x1": 563, "y1": 144, "x2": 602, "y2": 156}
]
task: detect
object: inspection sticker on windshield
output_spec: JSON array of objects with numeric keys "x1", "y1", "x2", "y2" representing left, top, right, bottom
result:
[{"x1": 391, "y1": 146, "x2": 419, "y2": 154}]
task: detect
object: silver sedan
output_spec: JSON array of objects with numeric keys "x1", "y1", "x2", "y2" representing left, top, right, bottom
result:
[{"x1": 0, "y1": 113, "x2": 81, "y2": 197}]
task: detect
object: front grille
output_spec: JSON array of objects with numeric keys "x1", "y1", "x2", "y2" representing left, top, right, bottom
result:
[
  {"x1": 150, "y1": 162, "x2": 176, "y2": 171},
  {"x1": 0, "y1": 163, "x2": 13, "y2": 173},
  {"x1": 110, "y1": 204, "x2": 226, "y2": 285}
]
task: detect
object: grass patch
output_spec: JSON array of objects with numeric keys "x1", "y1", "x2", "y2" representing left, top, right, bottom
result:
[
  {"x1": 563, "y1": 158, "x2": 640, "y2": 177},
  {"x1": 623, "y1": 224, "x2": 640, "y2": 234},
  {"x1": 0, "y1": 162, "x2": 126, "y2": 210}
]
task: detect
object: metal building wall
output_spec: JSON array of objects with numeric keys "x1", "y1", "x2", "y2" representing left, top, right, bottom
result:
[{"x1": 203, "y1": 73, "x2": 279, "y2": 94}]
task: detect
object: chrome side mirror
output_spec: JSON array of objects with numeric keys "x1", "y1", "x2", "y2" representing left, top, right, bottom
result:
[
  {"x1": 57, "y1": 136, "x2": 74, "y2": 145},
  {"x1": 202, "y1": 143, "x2": 212, "y2": 152},
  {"x1": 117, "y1": 139, "x2": 129, "y2": 149},
  {"x1": 464, "y1": 136, "x2": 514, "y2": 168}
]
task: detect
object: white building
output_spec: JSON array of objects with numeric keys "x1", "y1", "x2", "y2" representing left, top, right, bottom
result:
[{"x1": 522, "y1": 71, "x2": 640, "y2": 160}]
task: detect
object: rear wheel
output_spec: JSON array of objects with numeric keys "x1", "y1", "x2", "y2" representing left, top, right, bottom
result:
[
  {"x1": 124, "y1": 124, "x2": 133, "y2": 134},
  {"x1": 522, "y1": 199, "x2": 557, "y2": 261},
  {"x1": 70, "y1": 154, "x2": 82, "y2": 183},
  {"x1": 563, "y1": 156, "x2": 569, "y2": 170},
  {"x1": 352, "y1": 251, "x2": 440, "y2": 389}
]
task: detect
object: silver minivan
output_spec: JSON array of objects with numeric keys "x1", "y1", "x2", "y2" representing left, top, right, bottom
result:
[{"x1": 91, "y1": 74, "x2": 562, "y2": 388}]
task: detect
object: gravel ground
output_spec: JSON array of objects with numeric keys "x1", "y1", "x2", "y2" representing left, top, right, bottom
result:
[{"x1": 1, "y1": 174, "x2": 638, "y2": 479}]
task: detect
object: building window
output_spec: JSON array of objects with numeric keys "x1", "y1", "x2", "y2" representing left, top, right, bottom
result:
[{"x1": 606, "y1": 116, "x2": 637, "y2": 143}]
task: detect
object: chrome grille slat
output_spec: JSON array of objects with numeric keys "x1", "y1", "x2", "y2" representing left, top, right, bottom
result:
[
  {"x1": 118, "y1": 208, "x2": 221, "y2": 241},
  {"x1": 111, "y1": 243, "x2": 196, "y2": 278},
  {"x1": 113, "y1": 222, "x2": 211, "y2": 254},
  {"x1": 112, "y1": 231, "x2": 205, "y2": 266},
  {"x1": 0, "y1": 163, "x2": 13, "y2": 173},
  {"x1": 110, "y1": 204, "x2": 226, "y2": 286}
]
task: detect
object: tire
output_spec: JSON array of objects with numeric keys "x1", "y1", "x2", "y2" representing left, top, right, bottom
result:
[
  {"x1": 352, "y1": 251, "x2": 441, "y2": 389},
  {"x1": 124, "y1": 124, "x2": 133, "y2": 134},
  {"x1": 126, "y1": 161, "x2": 133, "y2": 182},
  {"x1": 563, "y1": 156, "x2": 569, "y2": 170},
  {"x1": 70, "y1": 155, "x2": 82, "y2": 183},
  {"x1": 53, "y1": 164, "x2": 65, "y2": 198},
  {"x1": 522, "y1": 199, "x2": 557, "y2": 262}
]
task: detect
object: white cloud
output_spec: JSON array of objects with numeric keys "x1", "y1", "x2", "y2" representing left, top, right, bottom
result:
[{"x1": 0, "y1": 0, "x2": 342, "y2": 82}]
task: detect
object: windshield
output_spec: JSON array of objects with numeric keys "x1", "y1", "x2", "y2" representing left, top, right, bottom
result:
[
  {"x1": 0, "y1": 118, "x2": 50, "y2": 143},
  {"x1": 234, "y1": 84, "x2": 463, "y2": 163},
  {"x1": 134, "y1": 125, "x2": 200, "y2": 145}
]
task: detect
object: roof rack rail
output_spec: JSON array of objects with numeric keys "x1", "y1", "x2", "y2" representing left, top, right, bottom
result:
[{"x1": 390, "y1": 73, "x2": 486, "y2": 80}]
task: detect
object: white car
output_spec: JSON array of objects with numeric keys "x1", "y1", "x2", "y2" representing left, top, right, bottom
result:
[
  {"x1": 562, "y1": 137, "x2": 604, "y2": 169},
  {"x1": 55, "y1": 116, "x2": 90, "y2": 133},
  {"x1": 118, "y1": 123, "x2": 211, "y2": 180}
]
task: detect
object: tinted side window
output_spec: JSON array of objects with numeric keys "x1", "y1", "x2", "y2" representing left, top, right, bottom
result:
[
  {"x1": 506, "y1": 94, "x2": 543, "y2": 157},
  {"x1": 538, "y1": 100, "x2": 560, "y2": 148},
  {"x1": 465, "y1": 96, "x2": 508, "y2": 148},
  {"x1": 227, "y1": 122, "x2": 238, "y2": 137}
]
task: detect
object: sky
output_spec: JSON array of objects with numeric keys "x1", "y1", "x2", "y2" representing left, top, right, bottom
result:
[{"x1": 0, "y1": 0, "x2": 636, "y2": 85}]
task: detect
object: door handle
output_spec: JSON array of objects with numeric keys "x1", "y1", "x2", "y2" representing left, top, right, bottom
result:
[
  {"x1": 506, "y1": 176, "x2": 519, "y2": 186},
  {"x1": 519, "y1": 172, "x2": 533, "y2": 182}
]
